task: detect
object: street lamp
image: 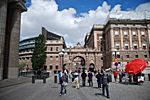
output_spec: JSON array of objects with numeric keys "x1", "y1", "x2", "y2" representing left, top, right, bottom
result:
[
  {"x1": 59, "y1": 49, "x2": 64, "y2": 72},
  {"x1": 113, "y1": 49, "x2": 119, "y2": 70},
  {"x1": 59, "y1": 49, "x2": 67, "y2": 72}
]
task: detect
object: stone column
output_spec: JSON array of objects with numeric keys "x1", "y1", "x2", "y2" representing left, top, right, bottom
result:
[
  {"x1": 148, "y1": 28, "x2": 150, "y2": 44},
  {"x1": 120, "y1": 28, "x2": 124, "y2": 50},
  {"x1": 110, "y1": 28, "x2": 114, "y2": 50},
  {"x1": 3, "y1": 1, "x2": 27, "y2": 79},
  {"x1": 138, "y1": 29, "x2": 142, "y2": 50},
  {"x1": 129, "y1": 28, "x2": 133, "y2": 50},
  {"x1": 0, "y1": 0, "x2": 7, "y2": 80}
]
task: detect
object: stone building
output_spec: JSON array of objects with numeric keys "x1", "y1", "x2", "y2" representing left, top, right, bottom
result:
[
  {"x1": 102, "y1": 19, "x2": 150, "y2": 69},
  {"x1": 0, "y1": 0, "x2": 26, "y2": 80},
  {"x1": 19, "y1": 27, "x2": 66, "y2": 71},
  {"x1": 19, "y1": 25, "x2": 103, "y2": 72}
]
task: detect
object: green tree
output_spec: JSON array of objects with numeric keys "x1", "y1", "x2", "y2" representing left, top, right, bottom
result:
[{"x1": 31, "y1": 34, "x2": 47, "y2": 70}]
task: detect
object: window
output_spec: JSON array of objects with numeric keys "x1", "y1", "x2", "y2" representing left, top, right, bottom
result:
[
  {"x1": 56, "y1": 56, "x2": 59, "y2": 60},
  {"x1": 117, "y1": 55, "x2": 120, "y2": 58},
  {"x1": 135, "y1": 55, "x2": 138, "y2": 58},
  {"x1": 115, "y1": 31, "x2": 119, "y2": 35},
  {"x1": 50, "y1": 65, "x2": 53, "y2": 70},
  {"x1": 142, "y1": 45, "x2": 146, "y2": 50},
  {"x1": 144, "y1": 55, "x2": 147, "y2": 58},
  {"x1": 126, "y1": 55, "x2": 130, "y2": 58},
  {"x1": 50, "y1": 47, "x2": 53, "y2": 51},
  {"x1": 125, "y1": 46, "x2": 128, "y2": 50},
  {"x1": 132, "y1": 31, "x2": 136, "y2": 36},
  {"x1": 56, "y1": 47, "x2": 59, "y2": 51},
  {"x1": 50, "y1": 56, "x2": 53, "y2": 60},
  {"x1": 115, "y1": 43, "x2": 120, "y2": 50},
  {"x1": 124, "y1": 31, "x2": 128, "y2": 35},
  {"x1": 124, "y1": 44, "x2": 128, "y2": 50},
  {"x1": 133, "y1": 44, "x2": 137, "y2": 49},
  {"x1": 141, "y1": 32, "x2": 145, "y2": 36},
  {"x1": 56, "y1": 65, "x2": 59, "y2": 69}
]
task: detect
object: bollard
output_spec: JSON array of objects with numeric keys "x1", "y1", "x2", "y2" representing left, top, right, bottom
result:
[
  {"x1": 43, "y1": 75, "x2": 46, "y2": 83},
  {"x1": 54, "y1": 75, "x2": 57, "y2": 83},
  {"x1": 32, "y1": 76, "x2": 35, "y2": 83},
  {"x1": 148, "y1": 74, "x2": 150, "y2": 81}
]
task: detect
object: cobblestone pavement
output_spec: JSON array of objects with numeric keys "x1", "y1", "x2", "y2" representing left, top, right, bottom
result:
[{"x1": 0, "y1": 77, "x2": 150, "y2": 100}]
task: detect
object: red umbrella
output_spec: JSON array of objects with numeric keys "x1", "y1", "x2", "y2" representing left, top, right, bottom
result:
[{"x1": 125, "y1": 59, "x2": 147, "y2": 74}]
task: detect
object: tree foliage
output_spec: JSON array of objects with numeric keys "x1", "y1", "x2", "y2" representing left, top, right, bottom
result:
[{"x1": 31, "y1": 34, "x2": 47, "y2": 70}]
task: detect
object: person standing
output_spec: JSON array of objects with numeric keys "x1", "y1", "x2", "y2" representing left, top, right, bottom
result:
[
  {"x1": 81, "y1": 70, "x2": 87, "y2": 86},
  {"x1": 58, "y1": 70, "x2": 62, "y2": 84},
  {"x1": 74, "y1": 70, "x2": 80, "y2": 89},
  {"x1": 96, "y1": 70, "x2": 102, "y2": 88},
  {"x1": 113, "y1": 70, "x2": 118, "y2": 83},
  {"x1": 88, "y1": 71, "x2": 93, "y2": 87},
  {"x1": 102, "y1": 71, "x2": 110, "y2": 98},
  {"x1": 59, "y1": 72, "x2": 68, "y2": 96}
]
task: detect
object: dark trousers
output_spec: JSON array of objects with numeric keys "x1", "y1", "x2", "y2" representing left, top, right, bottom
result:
[
  {"x1": 82, "y1": 79, "x2": 86, "y2": 86},
  {"x1": 97, "y1": 81, "x2": 101, "y2": 88},
  {"x1": 88, "y1": 80, "x2": 93, "y2": 87},
  {"x1": 102, "y1": 84, "x2": 109, "y2": 97},
  {"x1": 60, "y1": 84, "x2": 66, "y2": 94}
]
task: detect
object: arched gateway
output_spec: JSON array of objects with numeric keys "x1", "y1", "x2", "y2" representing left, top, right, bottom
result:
[{"x1": 63, "y1": 43, "x2": 103, "y2": 72}]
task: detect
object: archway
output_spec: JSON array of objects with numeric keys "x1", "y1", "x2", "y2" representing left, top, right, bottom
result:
[
  {"x1": 72, "y1": 56, "x2": 85, "y2": 72},
  {"x1": 89, "y1": 63, "x2": 95, "y2": 72}
]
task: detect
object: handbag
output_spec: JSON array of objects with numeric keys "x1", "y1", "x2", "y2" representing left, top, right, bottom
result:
[{"x1": 63, "y1": 81, "x2": 68, "y2": 86}]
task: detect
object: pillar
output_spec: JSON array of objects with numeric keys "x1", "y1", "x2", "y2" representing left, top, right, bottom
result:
[
  {"x1": 129, "y1": 28, "x2": 133, "y2": 50},
  {"x1": 0, "y1": 0, "x2": 7, "y2": 80},
  {"x1": 110, "y1": 28, "x2": 114, "y2": 50},
  {"x1": 120, "y1": 28, "x2": 124, "y2": 50},
  {"x1": 138, "y1": 28, "x2": 142, "y2": 50}
]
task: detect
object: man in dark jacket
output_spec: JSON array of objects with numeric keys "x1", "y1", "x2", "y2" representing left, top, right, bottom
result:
[
  {"x1": 88, "y1": 71, "x2": 93, "y2": 87},
  {"x1": 81, "y1": 71, "x2": 87, "y2": 86},
  {"x1": 96, "y1": 71, "x2": 102, "y2": 88},
  {"x1": 102, "y1": 71, "x2": 110, "y2": 98}
]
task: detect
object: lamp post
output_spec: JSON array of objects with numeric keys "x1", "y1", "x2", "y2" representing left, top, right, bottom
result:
[
  {"x1": 59, "y1": 50, "x2": 64, "y2": 72},
  {"x1": 113, "y1": 49, "x2": 119, "y2": 71}
]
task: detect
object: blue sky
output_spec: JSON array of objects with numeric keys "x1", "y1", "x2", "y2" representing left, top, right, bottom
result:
[
  {"x1": 25, "y1": 0, "x2": 149, "y2": 14},
  {"x1": 22, "y1": 0, "x2": 150, "y2": 46}
]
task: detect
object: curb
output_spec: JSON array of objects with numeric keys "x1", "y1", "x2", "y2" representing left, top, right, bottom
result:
[{"x1": 0, "y1": 77, "x2": 31, "y2": 89}]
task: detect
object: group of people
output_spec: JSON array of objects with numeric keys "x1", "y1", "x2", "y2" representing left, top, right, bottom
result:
[
  {"x1": 113, "y1": 70, "x2": 145, "y2": 84},
  {"x1": 58, "y1": 68, "x2": 110, "y2": 98}
]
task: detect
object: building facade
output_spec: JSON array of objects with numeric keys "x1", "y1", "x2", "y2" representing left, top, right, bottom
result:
[
  {"x1": 102, "y1": 19, "x2": 150, "y2": 69},
  {"x1": 0, "y1": 0, "x2": 26, "y2": 80},
  {"x1": 19, "y1": 27, "x2": 66, "y2": 71},
  {"x1": 19, "y1": 25, "x2": 103, "y2": 72}
]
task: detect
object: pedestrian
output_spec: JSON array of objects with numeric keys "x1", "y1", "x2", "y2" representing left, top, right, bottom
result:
[
  {"x1": 81, "y1": 70, "x2": 87, "y2": 86},
  {"x1": 96, "y1": 70, "x2": 102, "y2": 88},
  {"x1": 119, "y1": 70, "x2": 122, "y2": 83},
  {"x1": 58, "y1": 70, "x2": 62, "y2": 84},
  {"x1": 88, "y1": 71, "x2": 93, "y2": 87},
  {"x1": 113, "y1": 70, "x2": 118, "y2": 83},
  {"x1": 59, "y1": 72, "x2": 68, "y2": 96},
  {"x1": 74, "y1": 70, "x2": 80, "y2": 89},
  {"x1": 102, "y1": 71, "x2": 110, "y2": 98}
]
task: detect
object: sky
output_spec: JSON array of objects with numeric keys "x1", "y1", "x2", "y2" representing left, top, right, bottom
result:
[{"x1": 21, "y1": 0, "x2": 150, "y2": 47}]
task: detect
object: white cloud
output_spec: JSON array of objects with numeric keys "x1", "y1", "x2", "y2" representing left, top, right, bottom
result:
[
  {"x1": 109, "y1": 2, "x2": 150, "y2": 20},
  {"x1": 21, "y1": 0, "x2": 150, "y2": 47},
  {"x1": 21, "y1": 0, "x2": 111, "y2": 47}
]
